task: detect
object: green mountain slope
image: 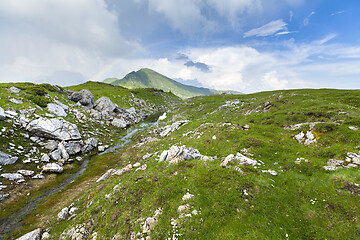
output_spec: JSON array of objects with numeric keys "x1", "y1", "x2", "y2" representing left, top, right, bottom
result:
[
  {"x1": 104, "y1": 68, "x2": 241, "y2": 99},
  {"x1": 6, "y1": 88, "x2": 360, "y2": 240}
]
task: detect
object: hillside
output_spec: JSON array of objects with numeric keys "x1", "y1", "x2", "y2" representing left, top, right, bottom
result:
[
  {"x1": 2, "y1": 88, "x2": 360, "y2": 239},
  {"x1": 104, "y1": 68, "x2": 240, "y2": 99}
]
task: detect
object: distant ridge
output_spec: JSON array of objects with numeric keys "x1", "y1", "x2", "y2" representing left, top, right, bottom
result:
[{"x1": 104, "y1": 68, "x2": 241, "y2": 99}]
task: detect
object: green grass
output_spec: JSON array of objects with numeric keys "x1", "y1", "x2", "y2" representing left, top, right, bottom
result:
[{"x1": 4, "y1": 88, "x2": 360, "y2": 239}]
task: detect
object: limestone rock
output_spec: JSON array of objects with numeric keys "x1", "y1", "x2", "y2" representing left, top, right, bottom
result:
[
  {"x1": 9, "y1": 98, "x2": 23, "y2": 104},
  {"x1": 182, "y1": 192, "x2": 194, "y2": 201},
  {"x1": 41, "y1": 154, "x2": 50, "y2": 162},
  {"x1": 347, "y1": 152, "x2": 360, "y2": 165},
  {"x1": 9, "y1": 86, "x2": 21, "y2": 94},
  {"x1": 0, "y1": 151, "x2": 18, "y2": 165},
  {"x1": 44, "y1": 140, "x2": 58, "y2": 151},
  {"x1": 47, "y1": 103, "x2": 67, "y2": 117},
  {"x1": 54, "y1": 100, "x2": 69, "y2": 112},
  {"x1": 26, "y1": 118, "x2": 81, "y2": 141},
  {"x1": 42, "y1": 163, "x2": 63, "y2": 173},
  {"x1": 79, "y1": 89, "x2": 95, "y2": 108},
  {"x1": 1, "y1": 173, "x2": 24, "y2": 180},
  {"x1": 69, "y1": 91, "x2": 82, "y2": 102},
  {"x1": 95, "y1": 96, "x2": 116, "y2": 113},
  {"x1": 0, "y1": 194, "x2": 9, "y2": 201},
  {"x1": 17, "y1": 170, "x2": 35, "y2": 176},
  {"x1": 65, "y1": 141, "x2": 83, "y2": 155},
  {"x1": 16, "y1": 228, "x2": 42, "y2": 240},
  {"x1": 49, "y1": 149, "x2": 62, "y2": 161},
  {"x1": 82, "y1": 137, "x2": 98, "y2": 154},
  {"x1": 220, "y1": 154, "x2": 234, "y2": 168},
  {"x1": 32, "y1": 174, "x2": 45, "y2": 179},
  {"x1": 96, "y1": 169, "x2": 116, "y2": 182},
  {"x1": 58, "y1": 207, "x2": 70, "y2": 221},
  {"x1": 159, "y1": 145, "x2": 204, "y2": 164},
  {"x1": 58, "y1": 141, "x2": 69, "y2": 160},
  {"x1": 112, "y1": 118, "x2": 128, "y2": 128},
  {"x1": 0, "y1": 107, "x2": 6, "y2": 120},
  {"x1": 235, "y1": 153, "x2": 258, "y2": 166}
]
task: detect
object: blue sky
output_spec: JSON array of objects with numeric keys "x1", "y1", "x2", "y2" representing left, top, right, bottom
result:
[{"x1": 0, "y1": 0, "x2": 359, "y2": 93}]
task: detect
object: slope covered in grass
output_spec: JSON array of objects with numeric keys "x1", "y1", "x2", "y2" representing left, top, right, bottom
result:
[{"x1": 7, "y1": 89, "x2": 360, "y2": 239}]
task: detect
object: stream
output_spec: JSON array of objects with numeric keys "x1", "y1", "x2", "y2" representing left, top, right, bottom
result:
[{"x1": 0, "y1": 119, "x2": 159, "y2": 238}]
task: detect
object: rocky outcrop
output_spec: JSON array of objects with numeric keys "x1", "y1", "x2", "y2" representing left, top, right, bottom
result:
[
  {"x1": 9, "y1": 86, "x2": 21, "y2": 94},
  {"x1": 47, "y1": 103, "x2": 67, "y2": 117},
  {"x1": 82, "y1": 138, "x2": 98, "y2": 154},
  {"x1": 159, "y1": 145, "x2": 205, "y2": 164},
  {"x1": 323, "y1": 152, "x2": 360, "y2": 170},
  {"x1": 26, "y1": 118, "x2": 81, "y2": 141},
  {"x1": 68, "y1": 89, "x2": 95, "y2": 108},
  {"x1": 156, "y1": 120, "x2": 189, "y2": 138},
  {"x1": 95, "y1": 96, "x2": 116, "y2": 114},
  {"x1": 64, "y1": 141, "x2": 83, "y2": 155},
  {"x1": 0, "y1": 151, "x2": 18, "y2": 165},
  {"x1": 0, "y1": 107, "x2": 5, "y2": 120},
  {"x1": 42, "y1": 163, "x2": 64, "y2": 173},
  {"x1": 0, "y1": 173, "x2": 24, "y2": 180},
  {"x1": 16, "y1": 228, "x2": 42, "y2": 240}
]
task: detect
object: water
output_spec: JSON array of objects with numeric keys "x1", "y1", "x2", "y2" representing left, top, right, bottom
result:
[{"x1": 0, "y1": 118, "x2": 159, "y2": 238}]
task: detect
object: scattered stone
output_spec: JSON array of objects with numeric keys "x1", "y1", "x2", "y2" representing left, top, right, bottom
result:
[
  {"x1": 142, "y1": 153, "x2": 152, "y2": 160},
  {"x1": 1, "y1": 173, "x2": 24, "y2": 180},
  {"x1": 58, "y1": 207, "x2": 70, "y2": 221},
  {"x1": 133, "y1": 162, "x2": 141, "y2": 168},
  {"x1": 49, "y1": 149, "x2": 62, "y2": 161},
  {"x1": 27, "y1": 118, "x2": 81, "y2": 141},
  {"x1": 235, "y1": 153, "x2": 258, "y2": 166},
  {"x1": 262, "y1": 170, "x2": 278, "y2": 176},
  {"x1": 158, "y1": 112, "x2": 167, "y2": 121},
  {"x1": 58, "y1": 141, "x2": 69, "y2": 160},
  {"x1": 220, "y1": 154, "x2": 234, "y2": 168},
  {"x1": 95, "y1": 96, "x2": 116, "y2": 113},
  {"x1": 142, "y1": 208, "x2": 162, "y2": 234},
  {"x1": 15, "y1": 228, "x2": 42, "y2": 240},
  {"x1": 9, "y1": 86, "x2": 21, "y2": 94},
  {"x1": 41, "y1": 154, "x2": 50, "y2": 162},
  {"x1": 32, "y1": 174, "x2": 45, "y2": 179},
  {"x1": 98, "y1": 145, "x2": 105, "y2": 152},
  {"x1": 159, "y1": 145, "x2": 204, "y2": 164},
  {"x1": 64, "y1": 140, "x2": 83, "y2": 155},
  {"x1": 9, "y1": 98, "x2": 23, "y2": 104},
  {"x1": 182, "y1": 192, "x2": 194, "y2": 201},
  {"x1": 41, "y1": 232, "x2": 50, "y2": 240},
  {"x1": 178, "y1": 204, "x2": 190, "y2": 213},
  {"x1": 68, "y1": 91, "x2": 82, "y2": 102},
  {"x1": 5, "y1": 110, "x2": 18, "y2": 119},
  {"x1": 0, "y1": 194, "x2": 9, "y2": 201},
  {"x1": 157, "y1": 120, "x2": 189, "y2": 138},
  {"x1": 47, "y1": 103, "x2": 67, "y2": 117},
  {"x1": 17, "y1": 170, "x2": 35, "y2": 176},
  {"x1": 347, "y1": 152, "x2": 360, "y2": 165},
  {"x1": 294, "y1": 131, "x2": 317, "y2": 145},
  {"x1": 44, "y1": 140, "x2": 58, "y2": 151},
  {"x1": 348, "y1": 126, "x2": 358, "y2": 131},
  {"x1": 112, "y1": 118, "x2": 127, "y2": 128},
  {"x1": 0, "y1": 107, "x2": 5, "y2": 120},
  {"x1": 42, "y1": 163, "x2": 63, "y2": 173},
  {"x1": 76, "y1": 156, "x2": 83, "y2": 161},
  {"x1": 79, "y1": 89, "x2": 95, "y2": 108},
  {"x1": 54, "y1": 100, "x2": 69, "y2": 112},
  {"x1": 96, "y1": 169, "x2": 116, "y2": 182},
  {"x1": 0, "y1": 151, "x2": 18, "y2": 165}
]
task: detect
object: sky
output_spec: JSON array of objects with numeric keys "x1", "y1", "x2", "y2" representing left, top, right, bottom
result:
[{"x1": 0, "y1": 0, "x2": 359, "y2": 93}]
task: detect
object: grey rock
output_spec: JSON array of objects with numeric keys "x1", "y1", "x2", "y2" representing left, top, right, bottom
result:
[
  {"x1": 5, "y1": 110, "x2": 18, "y2": 119},
  {"x1": 41, "y1": 232, "x2": 50, "y2": 240},
  {"x1": 81, "y1": 137, "x2": 98, "y2": 154},
  {"x1": 347, "y1": 152, "x2": 360, "y2": 165},
  {"x1": 17, "y1": 170, "x2": 34, "y2": 176},
  {"x1": 220, "y1": 154, "x2": 234, "y2": 168},
  {"x1": 44, "y1": 140, "x2": 58, "y2": 151},
  {"x1": 54, "y1": 100, "x2": 69, "y2": 112},
  {"x1": 235, "y1": 153, "x2": 258, "y2": 166},
  {"x1": 26, "y1": 118, "x2": 81, "y2": 141},
  {"x1": 32, "y1": 174, "x2": 45, "y2": 179},
  {"x1": 89, "y1": 109, "x2": 102, "y2": 120},
  {"x1": 96, "y1": 169, "x2": 116, "y2": 182},
  {"x1": 9, "y1": 98, "x2": 23, "y2": 104},
  {"x1": 348, "y1": 126, "x2": 358, "y2": 131},
  {"x1": 1, "y1": 173, "x2": 24, "y2": 180},
  {"x1": 68, "y1": 91, "x2": 82, "y2": 102},
  {"x1": 0, "y1": 151, "x2": 18, "y2": 165},
  {"x1": 57, "y1": 207, "x2": 69, "y2": 221},
  {"x1": 158, "y1": 120, "x2": 189, "y2": 138},
  {"x1": 64, "y1": 141, "x2": 83, "y2": 155},
  {"x1": 264, "y1": 101, "x2": 271, "y2": 108},
  {"x1": 112, "y1": 118, "x2": 128, "y2": 128},
  {"x1": 159, "y1": 150, "x2": 168, "y2": 162},
  {"x1": 16, "y1": 228, "x2": 42, "y2": 240},
  {"x1": 9, "y1": 86, "x2": 21, "y2": 94},
  {"x1": 327, "y1": 159, "x2": 344, "y2": 167},
  {"x1": 79, "y1": 89, "x2": 95, "y2": 108},
  {"x1": 0, "y1": 194, "x2": 9, "y2": 201},
  {"x1": 42, "y1": 163, "x2": 63, "y2": 173},
  {"x1": 49, "y1": 149, "x2": 62, "y2": 161},
  {"x1": 160, "y1": 145, "x2": 204, "y2": 164},
  {"x1": 41, "y1": 154, "x2": 50, "y2": 162},
  {"x1": 58, "y1": 141, "x2": 69, "y2": 160},
  {"x1": 0, "y1": 107, "x2": 6, "y2": 120},
  {"x1": 75, "y1": 156, "x2": 82, "y2": 161},
  {"x1": 95, "y1": 96, "x2": 116, "y2": 113},
  {"x1": 98, "y1": 145, "x2": 105, "y2": 152},
  {"x1": 47, "y1": 103, "x2": 67, "y2": 117}
]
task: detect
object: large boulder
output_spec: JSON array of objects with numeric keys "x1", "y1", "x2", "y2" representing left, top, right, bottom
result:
[
  {"x1": 95, "y1": 96, "x2": 116, "y2": 114},
  {"x1": 16, "y1": 228, "x2": 42, "y2": 240},
  {"x1": 47, "y1": 103, "x2": 67, "y2": 117},
  {"x1": 79, "y1": 89, "x2": 94, "y2": 108},
  {"x1": 0, "y1": 151, "x2": 18, "y2": 165},
  {"x1": 42, "y1": 163, "x2": 63, "y2": 173},
  {"x1": 26, "y1": 118, "x2": 81, "y2": 141},
  {"x1": 0, "y1": 107, "x2": 5, "y2": 120},
  {"x1": 1, "y1": 173, "x2": 24, "y2": 180},
  {"x1": 69, "y1": 92, "x2": 82, "y2": 102},
  {"x1": 112, "y1": 118, "x2": 128, "y2": 128},
  {"x1": 64, "y1": 141, "x2": 83, "y2": 155},
  {"x1": 9, "y1": 86, "x2": 21, "y2": 94}
]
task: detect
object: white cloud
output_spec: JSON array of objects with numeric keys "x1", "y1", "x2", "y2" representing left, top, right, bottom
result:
[
  {"x1": 303, "y1": 11, "x2": 315, "y2": 26},
  {"x1": 330, "y1": 10, "x2": 345, "y2": 17},
  {"x1": 0, "y1": 0, "x2": 141, "y2": 83},
  {"x1": 244, "y1": 19, "x2": 287, "y2": 37},
  {"x1": 261, "y1": 71, "x2": 288, "y2": 90}
]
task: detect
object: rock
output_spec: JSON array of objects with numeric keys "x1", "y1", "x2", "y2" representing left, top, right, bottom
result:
[
  {"x1": 26, "y1": 118, "x2": 81, "y2": 141},
  {"x1": 0, "y1": 151, "x2": 18, "y2": 165},
  {"x1": 47, "y1": 103, "x2": 67, "y2": 117},
  {"x1": 9, "y1": 86, "x2": 21, "y2": 94},
  {"x1": 54, "y1": 100, "x2": 69, "y2": 112},
  {"x1": 79, "y1": 89, "x2": 95, "y2": 108},
  {"x1": 348, "y1": 126, "x2": 358, "y2": 131},
  {"x1": 98, "y1": 146, "x2": 105, "y2": 152},
  {"x1": 41, "y1": 232, "x2": 50, "y2": 240},
  {"x1": 58, "y1": 141, "x2": 69, "y2": 160},
  {"x1": 41, "y1": 154, "x2": 50, "y2": 162},
  {"x1": 112, "y1": 118, "x2": 128, "y2": 128},
  {"x1": 0, "y1": 173, "x2": 24, "y2": 180},
  {"x1": 96, "y1": 169, "x2": 116, "y2": 182},
  {"x1": 69, "y1": 207, "x2": 78, "y2": 215},
  {"x1": 158, "y1": 112, "x2": 167, "y2": 121},
  {"x1": 9, "y1": 98, "x2": 23, "y2": 104},
  {"x1": 159, "y1": 145, "x2": 204, "y2": 164},
  {"x1": 0, "y1": 107, "x2": 6, "y2": 120},
  {"x1": 49, "y1": 149, "x2": 62, "y2": 161},
  {"x1": 294, "y1": 132, "x2": 305, "y2": 143},
  {"x1": 64, "y1": 141, "x2": 83, "y2": 155},
  {"x1": 44, "y1": 140, "x2": 58, "y2": 151},
  {"x1": 17, "y1": 170, "x2": 34, "y2": 176},
  {"x1": 327, "y1": 159, "x2": 344, "y2": 167},
  {"x1": 235, "y1": 153, "x2": 258, "y2": 166},
  {"x1": 5, "y1": 110, "x2": 18, "y2": 119},
  {"x1": 42, "y1": 163, "x2": 63, "y2": 173},
  {"x1": 32, "y1": 174, "x2": 45, "y2": 179},
  {"x1": 177, "y1": 204, "x2": 190, "y2": 212},
  {"x1": 16, "y1": 228, "x2": 42, "y2": 240},
  {"x1": 323, "y1": 165, "x2": 338, "y2": 171},
  {"x1": 182, "y1": 192, "x2": 194, "y2": 201},
  {"x1": 264, "y1": 101, "x2": 271, "y2": 108},
  {"x1": 81, "y1": 138, "x2": 98, "y2": 154},
  {"x1": 347, "y1": 152, "x2": 360, "y2": 165},
  {"x1": 158, "y1": 120, "x2": 189, "y2": 138},
  {"x1": 133, "y1": 162, "x2": 141, "y2": 168},
  {"x1": 95, "y1": 96, "x2": 116, "y2": 113},
  {"x1": 76, "y1": 156, "x2": 83, "y2": 161},
  {"x1": 262, "y1": 170, "x2": 278, "y2": 176},
  {"x1": 0, "y1": 194, "x2": 9, "y2": 201},
  {"x1": 58, "y1": 207, "x2": 70, "y2": 221},
  {"x1": 135, "y1": 164, "x2": 147, "y2": 172},
  {"x1": 142, "y1": 217, "x2": 155, "y2": 233},
  {"x1": 220, "y1": 154, "x2": 234, "y2": 168},
  {"x1": 69, "y1": 91, "x2": 82, "y2": 102}
]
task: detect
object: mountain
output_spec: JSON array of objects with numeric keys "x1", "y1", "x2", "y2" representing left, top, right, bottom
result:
[{"x1": 104, "y1": 68, "x2": 241, "y2": 99}]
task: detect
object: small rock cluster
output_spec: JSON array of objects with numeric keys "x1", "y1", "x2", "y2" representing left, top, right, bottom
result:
[
  {"x1": 159, "y1": 145, "x2": 209, "y2": 164},
  {"x1": 294, "y1": 130, "x2": 317, "y2": 146},
  {"x1": 154, "y1": 120, "x2": 189, "y2": 138},
  {"x1": 323, "y1": 152, "x2": 360, "y2": 171},
  {"x1": 57, "y1": 203, "x2": 79, "y2": 221}
]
